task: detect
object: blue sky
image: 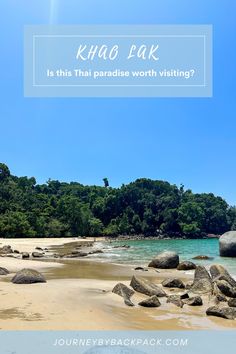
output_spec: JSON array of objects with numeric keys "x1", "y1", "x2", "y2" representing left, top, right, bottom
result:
[{"x1": 0, "y1": 0, "x2": 236, "y2": 205}]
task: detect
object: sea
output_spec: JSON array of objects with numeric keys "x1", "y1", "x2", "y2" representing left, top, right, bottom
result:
[{"x1": 94, "y1": 238, "x2": 236, "y2": 276}]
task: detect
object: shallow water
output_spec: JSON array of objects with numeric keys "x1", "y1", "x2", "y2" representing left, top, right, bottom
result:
[{"x1": 93, "y1": 239, "x2": 236, "y2": 275}]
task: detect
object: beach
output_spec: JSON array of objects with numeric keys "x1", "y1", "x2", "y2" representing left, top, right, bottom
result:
[{"x1": 0, "y1": 237, "x2": 236, "y2": 330}]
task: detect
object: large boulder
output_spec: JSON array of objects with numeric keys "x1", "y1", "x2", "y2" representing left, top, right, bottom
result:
[
  {"x1": 177, "y1": 261, "x2": 196, "y2": 271},
  {"x1": 138, "y1": 295, "x2": 161, "y2": 308},
  {"x1": 162, "y1": 278, "x2": 185, "y2": 289},
  {"x1": 210, "y1": 264, "x2": 236, "y2": 287},
  {"x1": 32, "y1": 252, "x2": 44, "y2": 258},
  {"x1": 148, "y1": 251, "x2": 179, "y2": 269},
  {"x1": 215, "y1": 280, "x2": 236, "y2": 298},
  {"x1": 112, "y1": 283, "x2": 135, "y2": 307},
  {"x1": 0, "y1": 267, "x2": 9, "y2": 275},
  {"x1": 220, "y1": 231, "x2": 236, "y2": 257},
  {"x1": 11, "y1": 269, "x2": 46, "y2": 284},
  {"x1": 228, "y1": 298, "x2": 236, "y2": 307},
  {"x1": 22, "y1": 252, "x2": 30, "y2": 259},
  {"x1": 194, "y1": 265, "x2": 211, "y2": 282},
  {"x1": 206, "y1": 306, "x2": 236, "y2": 320},
  {"x1": 0, "y1": 245, "x2": 13, "y2": 254},
  {"x1": 130, "y1": 276, "x2": 166, "y2": 297}
]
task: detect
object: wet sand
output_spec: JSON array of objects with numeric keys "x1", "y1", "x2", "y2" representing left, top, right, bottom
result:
[{"x1": 0, "y1": 238, "x2": 236, "y2": 330}]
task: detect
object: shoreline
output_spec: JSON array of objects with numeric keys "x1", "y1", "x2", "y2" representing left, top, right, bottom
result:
[{"x1": 0, "y1": 238, "x2": 236, "y2": 330}]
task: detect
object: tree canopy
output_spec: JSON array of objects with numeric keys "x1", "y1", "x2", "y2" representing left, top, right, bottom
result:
[{"x1": 0, "y1": 163, "x2": 235, "y2": 238}]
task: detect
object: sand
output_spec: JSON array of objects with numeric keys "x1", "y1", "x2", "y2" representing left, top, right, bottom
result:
[{"x1": 1, "y1": 238, "x2": 236, "y2": 330}]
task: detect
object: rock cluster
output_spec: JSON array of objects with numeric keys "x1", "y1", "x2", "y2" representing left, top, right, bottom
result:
[{"x1": 112, "y1": 256, "x2": 236, "y2": 321}]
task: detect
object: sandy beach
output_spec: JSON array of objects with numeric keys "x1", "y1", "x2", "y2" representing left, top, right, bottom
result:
[{"x1": 1, "y1": 238, "x2": 236, "y2": 330}]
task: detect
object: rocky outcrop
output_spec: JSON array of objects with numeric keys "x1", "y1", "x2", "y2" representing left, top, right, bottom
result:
[
  {"x1": 210, "y1": 264, "x2": 236, "y2": 287},
  {"x1": 219, "y1": 231, "x2": 236, "y2": 257},
  {"x1": 0, "y1": 267, "x2": 9, "y2": 275},
  {"x1": 215, "y1": 280, "x2": 236, "y2": 298},
  {"x1": 112, "y1": 283, "x2": 135, "y2": 307},
  {"x1": 0, "y1": 245, "x2": 13, "y2": 254},
  {"x1": 194, "y1": 265, "x2": 211, "y2": 282},
  {"x1": 148, "y1": 251, "x2": 179, "y2": 269},
  {"x1": 130, "y1": 276, "x2": 166, "y2": 297},
  {"x1": 184, "y1": 296, "x2": 203, "y2": 306},
  {"x1": 177, "y1": 261, "x2": 196, "y2": 270},
  {"x1": 206, "y1": 306, "x2": 236, "y2": 320},
  {"x1": 138, "y1": 295, "x2": 161, "y2": 307},
  {"x1": 162, "y1": 278, "x2": 185, "y2": 289},
  {"x1": 189, "y1": 266, "x2": 213, "y2": 294},
  {"x1": 11, "y1": 269, "x2": 46, "y2": 284},
  {"x1": 166, "y1": 295, "x2": 184, "y2": 308}
]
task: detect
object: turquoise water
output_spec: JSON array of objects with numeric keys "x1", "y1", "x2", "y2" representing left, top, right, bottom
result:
[{"x1": 95, "y1": 239, "x2": 236, "y2": 275}]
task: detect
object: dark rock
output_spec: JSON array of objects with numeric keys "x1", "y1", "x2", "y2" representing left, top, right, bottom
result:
[
  {"x1": 135, "y1": 267, "x2": 148, "y2": 271},
  {"x1": 35, "y1": 247, "x2": 43, "y2": 251},
  {"x1": 0, "y1": 267, "x2": 9, "y2": 275},
  {"x1": 180, "y1": 293, "x2": 190, "y2": 300},
  {"x1": 138, "y1": 295, "x2": 161, "y2": 308},
  {"x1": 193, "y1": 255, "x2": 213, "y2": 260},
  {"x1": 210, "y1": 264, "x2": 236, "y2": 287},
  {"x1": 22, "y1": 252, "x2": 30, "y2": 259},
  {"x1": 177, "y1": 261, "x2": 196, "y2": 270},
  {"x1": 130, "y1": 276, "x2": 166, "y2": 297},
  {"x1": 11, "y1": 268, "x2": 46, "y2": 284},
  {"x1": 184, "y1": 296, "x2": 203, "y2": 306},
  {"x1": 65, "y1": 251, "x2": 88, "y2": 258},
  {"x1": 166, "y1": 295, "x2": 184, "y2": 308},
  {"x1": 206, "y1": 306, "x2": 236, "y2": 320},
  {"x1": 148, "y1": 251, "x2": 179, "y2": 269},
  {"x1": 162, "y1": 278, "x2": 185, "y2": 289},
  {"x1": 215, "y1": 294, "x2": 227, "y2": 303},
  {"x1": 215, "y1": 280, "x2": 236, "y2": 298},
  {"x1": 112, "y1": 283, "x2": 135, "y2": 307},
  {"x1": 228, "y1": 298, "x2": 236, "y2": 307},
  {"x1": 219, "y1": 231, "x2": 236, "y2": 257},
  {"x1": 13, "y1": 250, "x2": 20, "y2": 254},
  {"x1": 32, "y1": 252, "x2": 44, "y2": 258}
]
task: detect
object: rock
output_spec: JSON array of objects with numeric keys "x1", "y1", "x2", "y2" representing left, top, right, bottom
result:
[
  {"x1": 214, "y1": 294, "x2": 227, "y2": 303},
  {"x1": 22, "y1": 252, "x2": 30, "y2": 259},
  {"x1": 193, "y1": 255, "x2": 213, "y2": 260},
  {"x1": 11, "y1": 269, "x2": 46, "y2": 284},
  {"x1": 190, "y1": 279, "x2": 213, "y2": 294},
  {"x1": 228, "y1": 298, "x2": 236, "y2": 307},
  {"x1": 32, "y1": 252, "x2": 44, "y2": 258},
  {"x1": 215, "y1": 280, "x2": 236, "y2": 298},
  {"x1": 89, "y1": 250, "x2": 104, "y2": 254},
  {"x1": 190, "y1": 266, "x2": 213, "y2": 294},
  {"x1": 148, "y1": 251, "x2": 179, "y2": 269},
  {"x1": 130, "y1": 276, "x2": 166, "y2": 297},
  {"x1": 194, "y1": 265, "x2": 211, "y2": 281},
  {"x1": 112, "y1": 283, "x2": 135, "y2": 307},
  {"x1": 177, "y1": 261, "x2": 196, "y2": 270},
  {"x1": 0, "y1": 245, "x2": 13, "y2": 254},
  {"x1": 35, "y1": 247, "x2": 43, "y2": 251},
  {"x1": 219, "y1": 231, "x2": 236, "y2": 257},
  {"x1": 138, "y1": 295, "x2": 161, "y2": 308},
  {"x1": 65, "y1": 251, "x2": 88, "y2": 258},
  {"x1": 179, "y1": 293, "x2": 189, "y2": 300},
  {"x1": 162, "y1": 278, "x2": 185, "y2": 289},
  {"x1": 166, "y1": 295, "x2": 184, "y2": 308},
  {"x1": 13, "y1": 250, "x2": 20, "y2": 254},
  {"x1": 184, "y1": 296, "x2": 203, "y2": 306},
  {"x1": 206, "y1": 306, "x2": 236, "y2": 320},
  {"x1": 135, "y1": 267, "x2": 148, "y2": 271},
  {"x1": 0, "y1": 267, "x2": 9, "y2": 275},
  {"x1": 210, "y1": 264, "x2": 236, "y2": 287}
]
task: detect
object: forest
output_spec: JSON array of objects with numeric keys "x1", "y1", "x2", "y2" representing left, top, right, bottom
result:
[{"x1": 0, "y1": 162, "x2": 236, "y2": 238}]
